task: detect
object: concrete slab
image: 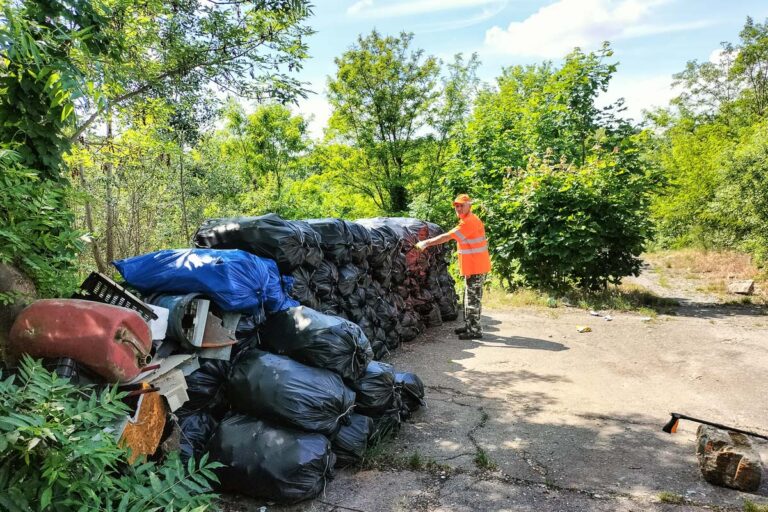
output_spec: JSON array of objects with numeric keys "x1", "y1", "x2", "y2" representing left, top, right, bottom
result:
[{"x1": 226, "y1": 296, "x2": 768, "y2": 511}]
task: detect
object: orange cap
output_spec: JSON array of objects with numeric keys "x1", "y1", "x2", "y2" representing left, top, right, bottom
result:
[{"x1": 453, "y1": 194, "x2": 472, "y2": 205}]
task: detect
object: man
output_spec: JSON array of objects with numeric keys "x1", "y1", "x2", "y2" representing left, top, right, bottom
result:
[{"x1": 415, "y1": 194, "x2": 491, "y2": 340}]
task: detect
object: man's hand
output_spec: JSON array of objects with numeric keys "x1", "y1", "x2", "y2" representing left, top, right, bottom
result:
[{"x1": 415, "y1": 240, "x2": 428, "y2": 252}]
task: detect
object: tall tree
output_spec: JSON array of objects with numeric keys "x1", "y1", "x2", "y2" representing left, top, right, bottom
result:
[
  {"x1": 731, "y1": 17, "x2": 768, "y2": 117},
  {"x1": 454, "y1": 43, "x2": 629, "y2": 194},
  {"x1": 219, "y1": 101, "x2": 309, "y2": 208},
  {"x1": 71, "y1": 0, "x2": 314, "y2": 141},
  {"x1": 327, "y1": 31, "x2": 440, "y2": 214}
]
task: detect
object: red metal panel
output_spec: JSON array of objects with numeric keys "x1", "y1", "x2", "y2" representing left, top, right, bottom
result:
[{"x1": 9, "y1": 299, "x2": 152, "y2": 382}]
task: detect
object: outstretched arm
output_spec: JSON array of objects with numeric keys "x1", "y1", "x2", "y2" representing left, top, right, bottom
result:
[{"x1": 415, "y1": 231, "x2": 454, "y2": 251}]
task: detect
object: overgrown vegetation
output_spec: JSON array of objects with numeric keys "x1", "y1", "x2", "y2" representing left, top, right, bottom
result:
[
  {"x1": 483, "y1": 283, "x2": 678, "y2": 314},
  {"x1": 744, "y1": 499, "x2": 768, "y2": 512},
  {"x1": 648, "y1": 17, "x2": 768, "y2": 265},
  {"x1": 450, "y1": 43, "x2": 658, "y2": 290},
  {"x1": 0, "y1": 356, "x2": 221, "y2": 511},
  {"x1": 658, "y1": 491, "x2": 686, "y2": 504}
]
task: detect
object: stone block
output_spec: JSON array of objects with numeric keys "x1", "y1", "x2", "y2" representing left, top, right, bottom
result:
[
  {"x1": 727, "y1": 280, "x2": 754, "y2": 295},
  {"x1": 696, "y1": 425, "x2": 764, "y2": 492}
]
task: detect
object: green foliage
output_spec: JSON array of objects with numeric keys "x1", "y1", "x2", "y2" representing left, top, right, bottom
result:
[
  {"x1": 0, "y1": 151, "x2": 82, "y2": 297},
  {"x1": 0, "y1": 0, "x2": 115, "y2": 178},
  {"x1": 487, "y1": 149, "x2": 654, "y2": 291},
  {"x1": 650, "y1": 17, "x2": 768, "y2": 263},
  {"x1": 473, "y1": 448, "x2": 498, "y2": 471},
  {"x1": 452, "y1": 42, "x2": 653, "y2": 290},
  {"x1": 327, "y1": 31, "x2": 444, "y2": 213},
  {"x1": 453, "y1": 43, "x2": 628, "y2": 195},
  {"x1": 0, "y1": 356, "x2": 221, "y2": 511}
]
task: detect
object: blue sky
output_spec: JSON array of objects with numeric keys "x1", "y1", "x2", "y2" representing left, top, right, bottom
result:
[{"x1": 291, "y1": 0, "x2": 768, "y2": 137}]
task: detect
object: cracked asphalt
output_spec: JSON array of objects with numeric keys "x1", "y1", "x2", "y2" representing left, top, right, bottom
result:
[{"x1": 224, "y1": 281, "x2": 768, "y2": 512}]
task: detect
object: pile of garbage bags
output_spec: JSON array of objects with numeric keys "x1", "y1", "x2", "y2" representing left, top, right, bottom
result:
[
  {"x1": 7, "y1": 213, "x2": 442, "y2": 505},
  {"x1": 195, "y1": 215, "x2": 459, "y2": 361}
]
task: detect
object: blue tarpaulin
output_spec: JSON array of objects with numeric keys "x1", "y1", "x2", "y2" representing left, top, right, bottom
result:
[{"x1": 113, "y1": 249, "x2": 297, "y2": 314}]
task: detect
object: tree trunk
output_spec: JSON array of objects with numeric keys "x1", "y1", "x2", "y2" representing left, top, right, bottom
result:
[
  {"x1": 388, "y1": 184, "x2": 409, "y2": 214},
  {"x1": 179, "y1": 149, "x2": 190, "y2": 243},
  {"x1": 77, "y1": 164, "x2": 108, "y2": 274},
  {"x1": 104, "y1": 115, "x2": 115, "y2": 264}
]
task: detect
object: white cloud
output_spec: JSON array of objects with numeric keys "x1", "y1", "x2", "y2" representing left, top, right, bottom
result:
[
  {"x1": 598, "y1": 73, "x2": 679, "y2": 120},
  {"x1": 347, "y1": 0, "x2": 507, "y2": 18},
  {"x1": 293, "y1": 93, "x2": 332, "y2": 140},
  {"x1": 415, "y1": 1, "x2": 508, "y2": 33},
  {"x1": 484, "y1": 0, "x2": 707, "y2": 58}
]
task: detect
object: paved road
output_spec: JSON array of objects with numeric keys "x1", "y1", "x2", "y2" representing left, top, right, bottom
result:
[{"x1": 227, "y1": 287, "x2": 768, "y2": 511}]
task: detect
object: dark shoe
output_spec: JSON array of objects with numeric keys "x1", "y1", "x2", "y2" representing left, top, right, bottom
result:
[
  {"x1": 454, "y1": 326, "x2": 468, "y2": 334},
  {"x1": 458, "y1": 332, "x2": 483, "y2": 340}
]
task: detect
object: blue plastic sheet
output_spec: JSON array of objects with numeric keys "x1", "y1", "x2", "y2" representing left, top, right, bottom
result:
[{"x1": 113, "y1": 249, "x2": 297, "y2": 314}]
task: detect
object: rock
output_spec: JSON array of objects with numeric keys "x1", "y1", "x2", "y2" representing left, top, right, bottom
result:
[
  {"x1": 0, "y1": 263, "x2": 37, "y2": 363},
  {"x1": 727, "y1": 280, "x2": 754, "y2": 295},
  {"x1": 696, "y1": 425, "x2": 764, "y2": 492}
]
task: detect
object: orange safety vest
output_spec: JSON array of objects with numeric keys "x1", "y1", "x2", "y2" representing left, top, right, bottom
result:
[{"x1": 449, "y1": 213, "x2": 491, "y2": 276}]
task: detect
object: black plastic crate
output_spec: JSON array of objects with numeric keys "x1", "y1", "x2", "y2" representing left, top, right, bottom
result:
[{"x1": 77, "y1": 272, "x2": 158, "y2": 322}]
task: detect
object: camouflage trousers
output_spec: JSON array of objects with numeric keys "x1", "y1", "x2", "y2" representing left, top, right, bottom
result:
[{"x1": 463, "y1": 274, "x2": 486, "y2": 334}]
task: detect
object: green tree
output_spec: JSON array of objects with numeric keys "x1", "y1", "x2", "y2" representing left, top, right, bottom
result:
[
  {"x1": 731, "y1": 17, "x2": 768, "y2": 117},
  {"x1": 223, "y1": 102, "x2": 310, "y2": 204},
  {"x1": 71, "y1": 0, "x2": 315, "y2": 141},
  {"x1": 649, "y1": 17, "x2": 768, "y2": 260},
  {"x1": 449, "y1": 42, "x2": 655, "y2": 289},
  {"x1": 453, "y1": 43, "x2": 628, "y2": 197},
  {"x1": 327, "y1": 31, "x2": 440, "y2": 213}
]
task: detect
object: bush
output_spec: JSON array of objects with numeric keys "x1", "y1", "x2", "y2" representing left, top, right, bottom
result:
[
  {"x1": 0, "y1": 356, "x2": 221, "y2": 511},
  {"x1": 0, "y1": 151, "x2": 83, "y2": 298},
  {"x1": 487, "y1": 151, "x2": 655, "y2": 291}
]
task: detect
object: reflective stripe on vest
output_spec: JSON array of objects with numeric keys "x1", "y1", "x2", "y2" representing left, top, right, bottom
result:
[{"x1": 458, "y1": 244, "x2": 488, "y2": 255}]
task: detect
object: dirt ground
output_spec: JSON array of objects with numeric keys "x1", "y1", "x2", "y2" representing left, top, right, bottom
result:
[{"x1": 224, "y1": 266, "x2": 768, "y2": 512}]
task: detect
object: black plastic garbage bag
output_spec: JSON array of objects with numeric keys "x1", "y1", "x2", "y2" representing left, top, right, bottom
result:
[
  {"x1": 371, "y1": 335, "x2": 390, "y2": 361},
  {"x1": 318, "y1": 293, "x2": 343, "y2": 316},
  {"x1": 424, "y1": 303, "x2": 443, "y2": 327},
  {"x1": 351, "y1": 361, "x2": 399, "y2": 418},
  {"x1": 337, "y1": 263, "x2": 361, "y2": 297},
  {"x1": 306, "y1": 218, "x2": 353, "y2": 264},
  {"x1": 313, "y1": 260, "x2": 339, "y2": 298},
  {"x1": 177, "y1": 412, "x2": 218, "y2": 465},
  {"x1": 345, "y1": 221, "x2": 372, "y2": 264},
  {"x1": 193, "y1": 213, "x2": 307, "y2": 273},
  {"x1": 342, "y1": 286, "x2": 367, "y2": 315},
  {"x1": 291, "y1": 220, "x2": 324, "y2": 268},
  {"x1": 178, "y1": 359, "x2": 231, "y2": 419},
  {"x1": 228, "y1": 349, "x2": 356, "y2": 436},
  {"x1": 289, "y1": 266, "x2": 318, "y2": 307},
  {"x1": 332, "y1": 413, "x2": 374, "y2": 468},
  {"x1": 207, "y1": 414, "x2": 335, "y2": 504},
  {"x1": 395, "y1": 372, "x2": 426, "y2": 413},
  {"x1": 355, "y1": 219, "x2": 400, "y2": 266},
  {"x1": 259, "y1": 306, "x2": 373, "y2": 381}
]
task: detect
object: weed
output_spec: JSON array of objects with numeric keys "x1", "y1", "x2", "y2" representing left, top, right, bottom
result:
[
  {"x1": 563, "y1": 284, "x2": 677, "y2": 314},
  {"x1": 484, "y1": 283, "x2": 677, "y2": 314},
  {"x1": 744, "y1": 499, "x2": 768, "y2": 512},
  {"x1": 474, "y1": 448, "x2": 498, "y2": 471},
  {"x1": 408, "y1": 451, "x2": 423, "y2": 470},
  {"x1": 483, "y1": 287, "x2": 552, "y2": 309},
  {"x1": 658, "y1": 491, "x2": 685, "y2": 504}
]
